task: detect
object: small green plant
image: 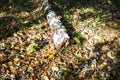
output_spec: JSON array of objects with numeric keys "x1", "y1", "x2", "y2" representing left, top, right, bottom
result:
[
  {"x1": 75, "y1": 53, "x2": 82, "y2": 62},
  {"x1": 36, "y1": 19, "x2": 46, "y2": 29},
  {"x1": 27, "y1": 40, "x2": 40, "y2": 52},
  {"x1": 22, "y1": 20, "x2": 29, "y2": 24},
  {"x1": 60, "y1": 65, "x2": 66, "y2": 71},
  {"x1": 73, "y1": 31, "x2": 87, "y2": 48},
  {"x1": 76, "y1": 53, "x2": 82, "y2": 58}
]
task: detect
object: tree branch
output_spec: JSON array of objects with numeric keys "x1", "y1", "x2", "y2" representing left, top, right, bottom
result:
[{"x1": 40, "y1": 0, "x2": 70, "y2": 48}]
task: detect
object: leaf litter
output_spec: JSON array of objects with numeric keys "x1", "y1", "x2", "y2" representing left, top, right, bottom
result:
[{"x1": 0, "y1": 0, "x2": 120, "y2": 80}]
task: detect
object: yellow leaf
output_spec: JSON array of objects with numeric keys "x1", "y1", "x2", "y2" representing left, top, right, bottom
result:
[
  {"x1": 33, "y1": 61, "x2": 39, "y2": 65},
  {"x1": 107, "y1": 51, "x2": 115, "y2": 60},
  {"x1": 82, "y1": 54, "x2": 89, "y2": 61},
  {"x1": 48, "y1": 50, "x2": 57, "y2": 60},
  {"x1": 25, "y1": 52, "x2": 31, "y2": 57},
  {"x1": 101, "y1": 22, "x2": 106, "y2": 27},
  {"x1": 51, "y1": 63, "x2": 57, "y2": 66},
  {"x1": 42, "y1": 71, "x2": 47, "y2": 76},
  {"x1": 99, "y1": 62, "x2": 107, "y2": 70},
  {"x1": 113, "y1": 42, "x2": 118, "y2": 48},
  {"x1": 31, "y1": 73, "x2": 35, "y2": 77},
  {"x1": 0, "y1": 54, "x2": 3, "y2": 61},
  {"x1": 107, "y1": 66, "x2": 113, "y2": 71},
  {"x1": 113, "y1": 22, "x2": 118, "y2": 27},
  {"x1": 11, "y1": 67, "x2": 17, "y2": 74},
  {"x1": 48, "y1": 50, "x2": 56, "y2": 55},
  {"x1": 0, "y1": 54, "x2": 6, "y2": 61},
  {"x1": 97, "y1": 38, "x2": 104, "y2": 43},
  {"x1": 49, "y1": 54, "x2": 54, "y2": 60},
  {"x1": 8, "y1": 61, "x2": 13, "y2": 66},
  {"x1": 14, "y1": 57, "x2": 19, "y2": 63}
]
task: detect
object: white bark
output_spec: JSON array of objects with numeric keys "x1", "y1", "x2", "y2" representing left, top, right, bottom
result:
[{"x1": 40, "y1": 0, "x2": 70, "y2": 48}]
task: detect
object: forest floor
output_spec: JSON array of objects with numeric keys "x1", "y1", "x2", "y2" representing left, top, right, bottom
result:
[{"x1": 0, "y1": 0, "x2": 120, "y2": 80}]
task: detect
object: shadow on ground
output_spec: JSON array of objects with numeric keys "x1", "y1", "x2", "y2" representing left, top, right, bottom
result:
[
  {"x1": 0, "y1": 16, "x2": 20, "y2": 40},
  {"x1": 50, "y1": 0, "x2": 120, "y2": 30},
  {"x1": 0, "y1": 0, "x2": 44, "y2": 40},
  {"x1": 0, "y1": 0, "x2": 38, "y2": 12}
]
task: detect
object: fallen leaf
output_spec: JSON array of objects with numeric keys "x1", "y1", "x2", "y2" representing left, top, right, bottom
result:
[
  {"x1": 33, "y1": 60, "x2": 39, "y2": 65},
  {"x1": 41, "y1": 76, "x2": 49, "y2": 80},
  {"x1": 27, "y1": 66, "x2": 34, "y2": 73},
  {"x1": 8, "y1": 61, "x2": 13, "y2": 66},
  {"x1": 14, "y1": 57, "x2": 19, "y2": 63},
  {"x1": 11, "y1": 67, "x2": 17, "y2": 74},
  {"x1": 99, "y1": 62, "x2": 107, "y2": 70},
  {"x1": 51, "y1": 66, "x2": 59, "y2": 72},
  {"x1": 107, "y1": 50, "x2": 115, "y2": 60}
]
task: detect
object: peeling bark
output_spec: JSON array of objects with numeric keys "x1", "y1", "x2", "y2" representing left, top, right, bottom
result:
[{"x1": 40, "y1": 0, "x2": 70, "y2": 48}]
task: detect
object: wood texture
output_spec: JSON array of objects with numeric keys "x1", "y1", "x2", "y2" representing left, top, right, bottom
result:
[{"x1": 40, "y1": 0, "x2": 69, "y2": 48}]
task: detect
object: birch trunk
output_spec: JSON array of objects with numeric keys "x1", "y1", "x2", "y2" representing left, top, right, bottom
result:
[{"x1": 40, "y1": 0, "x2": 70, "y2": 48}]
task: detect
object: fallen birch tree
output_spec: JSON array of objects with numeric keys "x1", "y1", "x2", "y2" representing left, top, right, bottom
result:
[{"x1": 40, "y1": 0, "x2": 70, "y2": 48}]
